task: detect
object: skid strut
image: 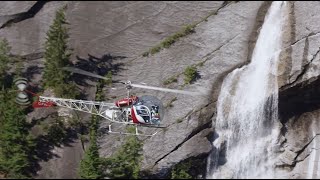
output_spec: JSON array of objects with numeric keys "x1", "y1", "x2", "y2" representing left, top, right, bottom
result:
[{"x1": 107, "y1": 124, "x2": 157, "y2": 137}]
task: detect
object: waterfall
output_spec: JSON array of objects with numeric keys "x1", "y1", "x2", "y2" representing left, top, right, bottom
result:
[{"x1": 207, "y1": 1, "x2": 287, "y2": 178}]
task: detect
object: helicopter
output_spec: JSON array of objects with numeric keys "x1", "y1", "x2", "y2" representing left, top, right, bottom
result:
[{"x1": 14, "y1": 67, "x2": 203, "y2": 137}]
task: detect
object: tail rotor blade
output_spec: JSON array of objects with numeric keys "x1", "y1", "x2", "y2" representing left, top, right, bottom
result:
[
  {"x1": 14, "y1": 77, "x2": 28, "y2": 91},
  {"x1": 13, "y1": 77, "x2": 31, "y2": 105},
  {"x1": 16, "y1": 91, "x2": 30, "y2": 105}
]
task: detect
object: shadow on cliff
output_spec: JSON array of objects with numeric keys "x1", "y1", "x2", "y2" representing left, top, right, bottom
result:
[
  {"x1": 28, "y1": 126, "x2": 88, "y2": 177},
  {"x1": 279, "y1": 76, "x2": 320, "y2": 124},
  {"x1": 22, "y1": 65, "x2": 43, "y2": 81},
  {"x1": 20, "y1": 53, "x2": 127, "y2": 100},
  {"x1": 25, "y1": 53, "x2": 127, "y2": 177},
  {"x1": 71, "y1": 53, "x2": 126, "y2": 87}
]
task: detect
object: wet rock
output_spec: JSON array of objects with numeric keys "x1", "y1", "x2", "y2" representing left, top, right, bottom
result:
[{"x1": 276, "y1": 108, "x2": 320, "y2": 178}]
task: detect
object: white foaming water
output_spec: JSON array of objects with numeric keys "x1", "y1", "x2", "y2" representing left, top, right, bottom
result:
[
  {"x1": 307, "y1": 129, "x2": 316, "y2": 179},
  {"x1": 208, "y1": 1, "x2": 287, "y2": 178}
]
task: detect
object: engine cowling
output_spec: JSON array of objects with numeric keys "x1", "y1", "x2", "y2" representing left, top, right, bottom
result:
[
  {"x1": 32, "y1": 101, "x2": 56, "y2": 108},
  {"x1": 115, "y1": 96, "x2": 138, "y2": 107}
]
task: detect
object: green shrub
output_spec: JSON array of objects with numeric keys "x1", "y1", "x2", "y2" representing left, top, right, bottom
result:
[
  {"x1": 176, "y1": 118, "x2": 183, "y2": 123},
  {"x1": 171, "y1": 160, "x2": 192, "y2": 179},
  {"x1": 142, "y1": 52, "x2": 149, "y2": 57},
  {"x1": 143, "y1": 7, "x2": 231, "y2": 57},
  {"x1": 145, "y1": 24, "x2": 196, "y2": 56},
  {"x1": 163, "y1": 76, "x2": 178, "y2": 85},
  {"x1": 104, "y1": 71, "x2": 112, "y2": 86},
  {"x1": 160, "y1": 24, "x2": 195, "y2": 50},
  {"x1": 162, "y1": 36, "x2": 176, "y2": 48},
  {"x1": 166, "y1": 97, "x2": 177, "y2": 108},
  {"x1": 149, "y1": 45, "x2": 162, "y2": 55},
  {"x1": 198, "y1": 61, "x2": 205, "y2": 67},
  {"x1": 182, "y1": 24, "x2": 196, "y2": 35},
  {"x1": 183, "y1": 66, "x2": 197, "y2": 84}
]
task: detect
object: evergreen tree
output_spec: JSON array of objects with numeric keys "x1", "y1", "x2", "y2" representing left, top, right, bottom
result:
[
  {"x1": 43, "y1": 6, "x2": 78, "y2": 98},
  {"x1": 170, "y1": 160, "x2": 192, "y2": 179},
  {"x1": 102, "y1": 133, "x2": 142, "y2": 179},
  {"x1": 0, "y1": 38, "x2": 35, "y2": 178},
  {"x1": 78, "y1": 79, "x2": 107, "y2": 179},
  {"x1": 0, "y1": 39, "x2": 10, "y2": 87},
  {"x1": 47, "y1": 117, "x2": 67, "y2": 146},
  {"x1": 0, "y1": 87, "x2": 35, "y2": 178},
  {"x1": 79, "y1": 115, "x2": 102, "y2": 179}
]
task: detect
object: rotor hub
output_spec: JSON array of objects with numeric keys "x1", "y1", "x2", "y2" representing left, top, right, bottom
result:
[{"x1": 126, "y1": 81, "x2": 132, "y2": 89}]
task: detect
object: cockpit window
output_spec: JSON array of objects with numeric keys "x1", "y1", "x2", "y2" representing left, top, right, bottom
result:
[
  {"x1": 137, "y1": 109, "x2": 148, "y2": 116},
  {"x1": 136, "y1": 106, "x2": 149, "y2": 116}
]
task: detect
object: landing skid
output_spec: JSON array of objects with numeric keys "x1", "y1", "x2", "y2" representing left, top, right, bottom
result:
[
  {"x1": 136, "y1": 124, "x2": 168, "y2": 128},
  {"x1": 121, "y1": 121, "x2": 168, "y2": 128},
  {"x1": 107, "y1": 124, "x2": 158, "y2": 137}
]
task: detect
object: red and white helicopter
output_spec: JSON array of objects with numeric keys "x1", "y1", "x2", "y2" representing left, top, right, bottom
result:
[{"x1": 14, "y1": 67, "x2": 201, "y2": 137}]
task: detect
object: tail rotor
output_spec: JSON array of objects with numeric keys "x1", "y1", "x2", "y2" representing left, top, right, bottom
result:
[{"x1": 13, "y1": 77, "x2": 31, "y2": 105}]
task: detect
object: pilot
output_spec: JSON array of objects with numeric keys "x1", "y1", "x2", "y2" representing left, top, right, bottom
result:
[{"x1": 151, "y1": 105, "x2": 160, "y2": 121}]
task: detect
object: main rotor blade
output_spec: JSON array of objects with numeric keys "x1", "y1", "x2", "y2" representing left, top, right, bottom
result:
[
  {"x1": 130, "y1": 83, "x2": 202, "y2": 96},
  {"x1": 63, "y1": 67, "x2": 204, "y2": 96},
  {"x1": 62, "y1": 67, "x2": 110, "y2": 80}
]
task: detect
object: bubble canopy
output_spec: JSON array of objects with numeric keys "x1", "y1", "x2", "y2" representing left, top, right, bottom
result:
[{"x1": 133, "y1": 95, "x2": 164, "y2": 125}]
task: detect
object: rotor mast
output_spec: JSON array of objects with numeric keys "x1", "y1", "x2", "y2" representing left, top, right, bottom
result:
[{"x1": 125, "y1": 81, "x2": 133, "y2": 123}]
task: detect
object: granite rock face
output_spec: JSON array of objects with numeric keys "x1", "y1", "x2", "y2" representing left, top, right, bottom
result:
[
  {"x1": 2, "y1": 1, "x2": 320, "y2": 179},
  {"x1": 274, "y1": 1, "x2": 320, "y2": 179}
]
